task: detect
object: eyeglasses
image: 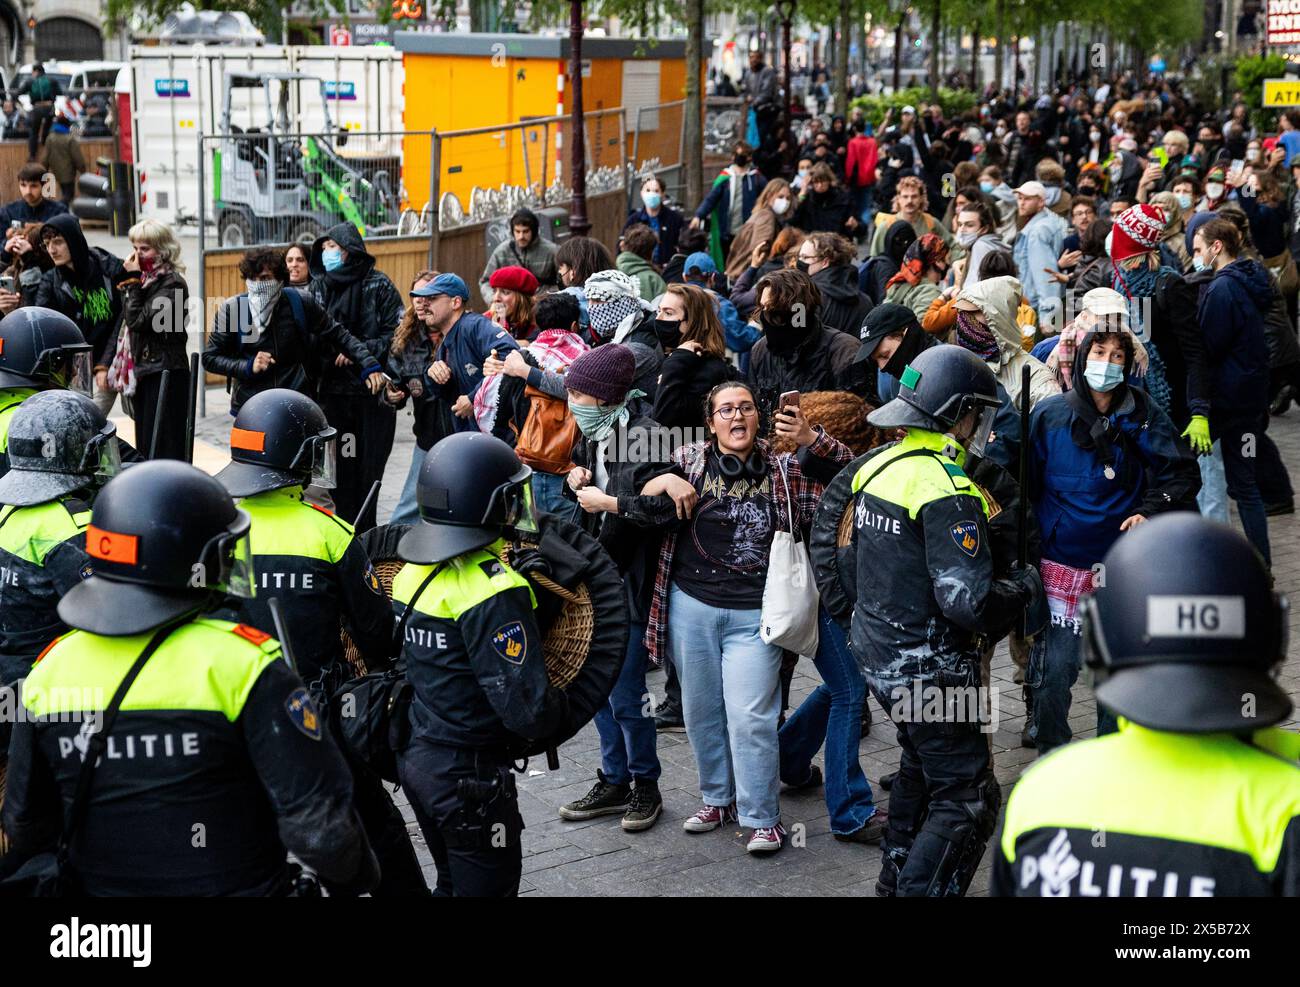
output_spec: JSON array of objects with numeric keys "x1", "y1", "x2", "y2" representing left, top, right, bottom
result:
[{"x1": 712, "y1": 402, "x2": 758, "y2": 421}]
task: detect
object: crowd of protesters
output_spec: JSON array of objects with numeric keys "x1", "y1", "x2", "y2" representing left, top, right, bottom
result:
[{"x1": 0, "y1": 59, "x2": 1291, "y2": 870}]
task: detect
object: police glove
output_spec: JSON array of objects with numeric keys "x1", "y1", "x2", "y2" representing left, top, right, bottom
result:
[
  {"x1": 509, "y1": 547, "x2": 553, "y2": 581},
  {"x1": 1010, "y1": 562, "x2": 1049, "y2": 638}
]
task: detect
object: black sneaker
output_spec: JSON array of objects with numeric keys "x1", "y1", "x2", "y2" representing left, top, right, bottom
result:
[
  {"x1": 621, "y1": 780, "x2": 663, "y2": 832},
  {"x1": 879, "y1": 770, "x2": 897, "y2": 792},
  {"x1": 782, "y1": 764, "x2": 823, "y2": 791},
  {"x1": 860, "y1": 697, "x2": 873, "y2": 732},
  {"x1": 654, "y1": 697, "x2": 686, "y2": 733},
  {"x1": 1265, "y1": 499, "x2": 1295, "y2": 517},
  {"x1": 559, "y1": 770, "x2": 631, "y2": 821}
]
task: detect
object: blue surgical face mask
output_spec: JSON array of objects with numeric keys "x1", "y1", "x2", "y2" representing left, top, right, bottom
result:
[
  {"x1": 1175, "y1": 192, "x2": 1193, "y2": 210},
  {"x1": 321, "y1": 247, "x2": 343, "y2": 272},
  {"x1": 979, "y1": 180, "x2": 995, "y2": 193},
  {"x1": 1192, "y1": 254, "x2": 1209, "y2": 272},
  {"x1": 642, "y1": 191, "x2": 662, "y2": 209},
  {"x1": 1084, "y1": 359, "x2": 1125, "y2": 392}
]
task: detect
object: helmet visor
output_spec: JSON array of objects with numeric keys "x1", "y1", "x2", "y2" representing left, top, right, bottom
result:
[
  {"x1": 80, "y1": 423, "x2": 121, "y2": 481},
  {"x1": 291, "y1": 430, "x2": 338, "y2": 489},
  {"x1": 489, "y1": 477, "x2": 539, "y2": 538},
  {"x1": 965, "y1": 404, "x2": 998, "y2": 458},
  {"x1": 37, "y1": 346, "x2": 93, "y2": 395},
  {"x1": 201, "y1": 512, "x2": 255, "y2": 598}
]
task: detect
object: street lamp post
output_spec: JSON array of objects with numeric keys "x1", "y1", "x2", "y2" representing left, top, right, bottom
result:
[
  {"x1": 569, "y1": 0, "x2": 590, "y2": 236},
  {"x1": 776, "y1": 0, "x2": 795, "y2": 134}
]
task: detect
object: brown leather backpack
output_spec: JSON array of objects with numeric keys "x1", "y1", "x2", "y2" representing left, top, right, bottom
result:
[{"x1": 514, "y1": 384, "x2": 579, "y2": 475}]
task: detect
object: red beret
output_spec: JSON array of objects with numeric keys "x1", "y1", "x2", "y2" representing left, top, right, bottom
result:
[{"x1": 488, "y1": 265, "x2": 539, "y2": 295}]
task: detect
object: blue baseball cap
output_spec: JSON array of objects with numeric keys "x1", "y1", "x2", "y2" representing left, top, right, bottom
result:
[
  {"x1": 411, "y1": 272, "x2": 469, "y2": 300},
  {"x1": 684, "y1": 252, "x2": 716, "y2": 276}
]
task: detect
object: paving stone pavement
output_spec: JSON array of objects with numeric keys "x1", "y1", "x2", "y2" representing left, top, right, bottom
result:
[{"x1": 181, "y1": 343, "x2": 1300, "y2": 898}]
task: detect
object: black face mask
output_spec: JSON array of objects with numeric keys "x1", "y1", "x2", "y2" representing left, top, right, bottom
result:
[
  {"x1": 881, "y1": 327, "x2": 928, "y2": 379},
  {"x1": 734, "y1": 154, "x2": 750, "y2": 167},
  {"x1": 760, "y1": 311, "x2": 803, "y2": 353},
  {"x1": 795, "y1": 259, "x2": 811, "y2": 274},
  {"x1": 654, "y1": 318, "x2": 683, "y2": 349},
  {"x1": 1077, "y1": 183, "x2": 1097, "y2": 196}
]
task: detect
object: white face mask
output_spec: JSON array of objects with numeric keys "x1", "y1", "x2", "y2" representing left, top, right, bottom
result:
[
  {"x1": 1089, "y1": 130, "x2": 1101, "y2": 142},
  {"x1": 957, "y1": 230, "x2": 979, "y2": 248},
  {"x1": 1246, "y1": 148, "x2": 1260, "y2": 162},
  {"x1": 1206, "y1": 182, "x2": 1225, "y2": 200},
  {"x1": 771, "y1": 196, "x2": 790, "y2": 215}
]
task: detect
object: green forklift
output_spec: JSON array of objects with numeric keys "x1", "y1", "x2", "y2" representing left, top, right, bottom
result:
[{"x1": 213, "y1": 71, "x2": 401, "y2": 247}]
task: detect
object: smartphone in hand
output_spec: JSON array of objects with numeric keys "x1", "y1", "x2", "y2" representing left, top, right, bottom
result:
[{"x1": 778, "y1": 390, "x2": 800, "y2": 414}]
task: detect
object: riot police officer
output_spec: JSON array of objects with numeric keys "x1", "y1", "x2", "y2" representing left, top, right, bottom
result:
[
  {"x1": 851, "y1": 343, "x2": 1041, "y2": 896},
  {"x1": 0, "y1": 390, "x2": 116, "y2": 684},
  {"x1": 395, "y1": 431, "x2": 568, "y2": 897},
  {"x1": 213, "y1": 387, "x2": 427, "y2": 895},
  {"x1": 1, "y1": 461, "x2": 379, "y2": 895},
  {"x1": 995, "y1": 514, "x2": 1300, "y2": 897},
  {"x1": 0, "y1": 306, "x2": 92, "y2": 477}
]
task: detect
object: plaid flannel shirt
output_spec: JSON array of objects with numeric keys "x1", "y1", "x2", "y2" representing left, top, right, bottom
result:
[{"x1": 644, "y1": 426, "x2": 851, "y2": 664}]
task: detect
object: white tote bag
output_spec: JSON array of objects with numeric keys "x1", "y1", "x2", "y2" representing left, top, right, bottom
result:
[{"x1": 760, "y1": 457, "x2": 820, "y2": 655}]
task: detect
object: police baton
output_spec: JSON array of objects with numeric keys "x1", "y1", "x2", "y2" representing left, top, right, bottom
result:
[
  {"x1": 1017, "y1": 363, "x2": 1031, "y2": 637},
  {"x1": 267, "y1": 597, "x2": 299, "y2": 676},
  {"x1": 148, "y1": 369, "x2": 170, "y2": 460},
  {"x1": 184, "y1": 352, "x2": 200, "y2": 464},
  {"x1": 354, "y1": 479, "x2": 381, "y2": 530}
]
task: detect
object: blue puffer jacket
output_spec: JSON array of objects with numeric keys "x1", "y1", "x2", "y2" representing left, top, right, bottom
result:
[
  {"x1": 1029, "y1": 385, "x2": 1200, "y2": 569},
  {"x1": 1196, "y1": 258, "x2": 1272, "y2": 427}
]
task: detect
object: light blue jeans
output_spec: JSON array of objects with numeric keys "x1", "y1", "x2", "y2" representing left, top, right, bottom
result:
[
  {"x1": 1197, "y1": 440, "x2": 1228, "y2": 524},
  {"x1": 667, "y1": 585, "x2": 782, "y2": 828},
  {"x1": 388, "y1": 444, "x2": 428, "y2": 528}
]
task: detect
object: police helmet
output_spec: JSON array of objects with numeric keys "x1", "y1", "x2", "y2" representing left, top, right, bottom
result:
[
  {"x1": 215, "y1": 388, "x2": 338, "y2": 498},
  {"x1": 1081, "y1": 513, "x2": 1291, "y2": 733},
  {"x1": 398, "y1": 432, "x2": 535, "y2": 565},
  {"x1": 0, "y1": 307, "x2": 92, "y2": 394},
  {"x1": 59, "y1": 461, "x2": 255, "y2": 636},
  {"x1": 868, "y1": 343, "x2": 1002, "y2": 455},
  {"x1": 0, "y1": 390, "x2": 119, "y2": 506}
]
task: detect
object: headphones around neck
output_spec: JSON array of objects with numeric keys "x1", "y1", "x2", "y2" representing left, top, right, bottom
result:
[{"x1": 711, "y1": 443, "x2": 768, "y2": 481}]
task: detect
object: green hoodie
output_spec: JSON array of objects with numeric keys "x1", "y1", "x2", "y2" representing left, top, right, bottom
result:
[{"x1": 616, "y1": 251, "x2": 667, "y2": 303}]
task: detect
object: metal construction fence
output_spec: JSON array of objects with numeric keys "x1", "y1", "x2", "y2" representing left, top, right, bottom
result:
[{"x1": 194, "y1": 98, "x2": 747, "y2": 346}]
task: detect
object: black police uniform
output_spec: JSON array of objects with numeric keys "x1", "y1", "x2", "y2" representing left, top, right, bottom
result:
[
  {"x1": 994, "y1": 513, "x2": 1300, "y2": 897},
  {"x1": 393, "y1": 546, "x2": 566, "y2": 897},
  {"x1": 3, "y1": 619, "x2": 378, "y2": 895},
  {"x1": 214, "y1": 486, "x2": 429, "y2": 896},
  {"x1": 850, "y1": 429, "x2": 1028, "y2": 894},
  {"x1": 0, "y1": 459, "x2": 380, "y2": 895},
  {"x1": 212, "y1": 388, "x2": 428, "y2": 895},
  {"x1": 0, "y1": 494, "x2": 90, "y2": 682}
]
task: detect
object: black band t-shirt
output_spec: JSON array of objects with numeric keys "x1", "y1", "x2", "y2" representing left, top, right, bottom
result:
[{"x1": 671, "y1": 456, "x2": 775, "y2": 609}]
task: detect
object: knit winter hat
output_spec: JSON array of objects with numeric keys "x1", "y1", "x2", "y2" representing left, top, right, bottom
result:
[
  {"x1": 565, "y1": 343, "x2": 636, "y2": 404},
  {"x1": 1110, "y1": 203, "x2": 1167, "y2": 263}
]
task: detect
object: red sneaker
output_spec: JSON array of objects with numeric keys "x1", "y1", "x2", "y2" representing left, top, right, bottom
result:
[
  {"x1": 746, "y1": 824, "x2": 787, "y2": 853},
  {"x1": 682, "y1": 803, "x2": 737, "y2": 833}
]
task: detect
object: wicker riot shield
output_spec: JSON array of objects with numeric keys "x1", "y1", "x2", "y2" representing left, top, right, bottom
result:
[{"x1": 341, "y1": 515, "x2": 629, "y2": 757}]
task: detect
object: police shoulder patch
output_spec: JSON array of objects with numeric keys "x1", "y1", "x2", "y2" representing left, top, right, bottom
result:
[
  {"x1": 78, "y1": 561, "x2": 93, "y2": 581},
  {"x1": 285, "y1": 687, "x2": 322, "y2": 740},
  {"x1": 362, "y1": 561, "x2": 384, "y2": 596},
  {"x1": 479, "y1": 558, "x2": 506, "y2": 579},
  {"x1": 232, "y1": 623, "x2": 271, "y2": 646},
  {"x1": 490, "y1": 620, "x2": 527, "y2": 664},
  {"x1": 950, "y1": 520, "x2": 980, "y2": 557}
]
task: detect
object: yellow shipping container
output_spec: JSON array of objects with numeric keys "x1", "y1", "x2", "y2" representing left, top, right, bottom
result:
[{"x1": 394, "y1": 32, "x2": 690, "y2": 212}]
